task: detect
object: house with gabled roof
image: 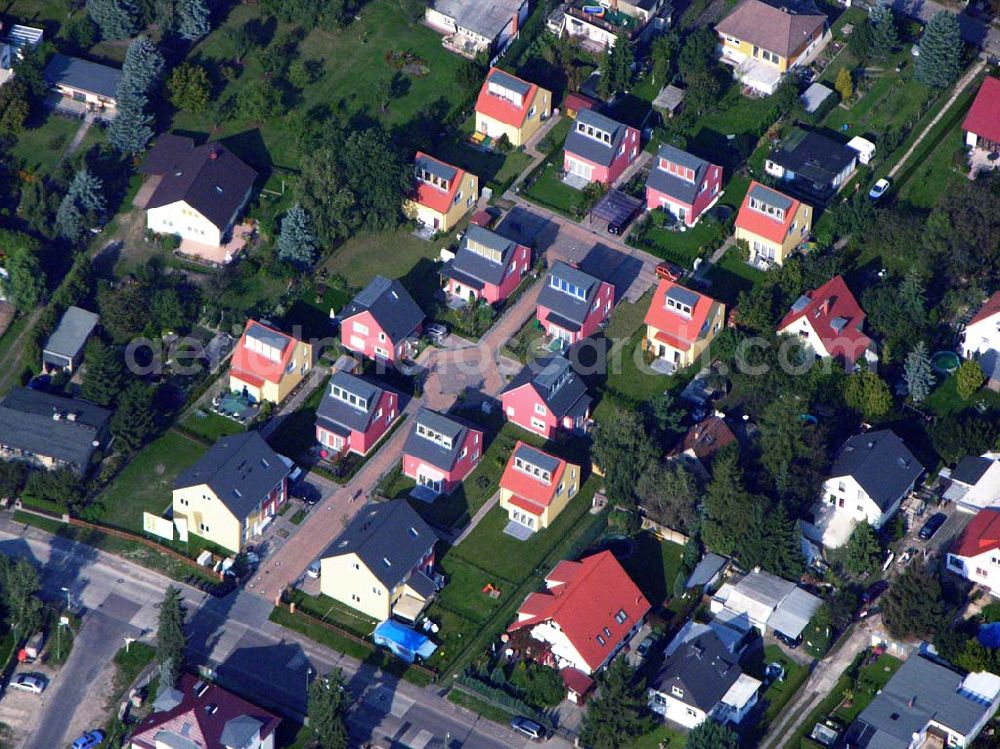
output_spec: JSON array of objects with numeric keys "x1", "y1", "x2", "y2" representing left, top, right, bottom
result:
[
  {"x1": 669, "y1": 414, "x2": 736, "y2": 480},
  {"x1": 440, "y1": 225, "x2": 531, "y2": 305},
  {"x1": 499, "y1": 441, "x2": 581, "y2": 533},
  {"x1": 501, "y1": 356, "x2": 592, "y2": 438},
  {"x1": 320, "y1": 500, "x2": 438, "y2": 622},
  {"x1": 964, "y1": 76, "x2": 1000, "y2": 153},
  {"x1": 537, "y1": 261, "x2": 615, "y2": 346},
  {"x1": 645, "y1": 145, "x2": 723, "y2": 227},
  {"x1": 777, "y1": 275, "x2": 875, "y2": 368},
  {"x1": 508, "y1": 550, "x2": 650, "y2": 674},
  {"x1": 315, "y1": 371, "x2": 401, "y2": 458},
  {"x1": 563, "y1": 109, "x2": 640, "y2": 187},
  {"x1": 129, "y1": 673, "x2": 280, "y2": 749},
  {"x1": 172, "y1": 432, "x2": 291, "y2": 554},
  {"x1": 716, "y1": 0, "x2": 830, "y2": 95},
  {"x1": 962, "y1": 291, "x2": 1000, "y2": 389},
  {"x1": 765, "y1": 128, "x2": 858, "y2": 204},
  {"x1": 946, "y1": 508, "x2": 1000, "y2": 593},
  {"x1": 404, "y1": 152, "x2": 479, "y2": 233},
  {"x1": 402, "y1": 408, "x2": 483, "y2": 496},
  {"x1": 942, "y1": 453, "x2": 1000, "y2": 513},
  {"x1": 140, "y1": 134, "x2": 258, "y2": 250},
  {"x1": 475, "y1": 68, "x2": 551, "y2": 147},
  {"x1": 807, "y1": 429, "x2": 924, "y2": 549},
  {"x1": 338, "y1": 275, "x2": 425, "y2": 364},
  {"x1": 229, "y1": 319, "x2": 313, "y2": 405},
  {"x1": 43, "y1": 53, "x2": 121, "y2": 118},
  {"x1": 644, "y1": 279, "x2": 725, "y2": 374},
  {"x1": 735, "y1": 181, "x2": 812, "y2": 267}
]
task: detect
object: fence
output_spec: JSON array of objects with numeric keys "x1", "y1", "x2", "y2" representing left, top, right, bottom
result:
[{"x1": 640, "y1": 517, "x2": 690, "y2": 546}]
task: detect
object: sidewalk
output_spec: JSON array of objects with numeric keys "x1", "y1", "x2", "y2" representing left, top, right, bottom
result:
[{"x1": 258, "y1": 366, "x2": 326, "y2": 439}]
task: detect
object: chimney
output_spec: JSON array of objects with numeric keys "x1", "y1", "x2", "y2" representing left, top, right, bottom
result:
[
  {"x1": 820, "y1": 298, "x2": 831, "y2": 317},
  {"x1": 907, "y1": 696, "x2": 916, "y2": 709}
]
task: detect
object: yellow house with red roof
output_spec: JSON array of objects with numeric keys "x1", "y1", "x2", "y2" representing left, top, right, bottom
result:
[
  {"x1": 735, "y1": 181, "x2": 812, "y2": 267},
  {"x1": 229, "y1": 319, "x2": 313, "y2": 405},
  {"x1": 498, "y1": 441, "x2": 580, "y2": 533},
  {"x1": 403, "y1": 152, "x2": 479, "y2": 233},
  {"x1": 644, "y1": 279, "x2": 725, "y2": 373},
  {"x1": 475, "y1": 68, "x2": 551, "y2": 147}
]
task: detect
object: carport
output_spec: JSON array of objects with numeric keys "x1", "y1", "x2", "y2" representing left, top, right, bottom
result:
[{"x1": 588, "y1": 189, "x2": 643, "y2": 234}]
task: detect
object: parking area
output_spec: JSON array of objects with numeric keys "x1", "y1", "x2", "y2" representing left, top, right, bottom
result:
[{"x1": 0, "y1": 665, "x2": 56, "y2": 745}]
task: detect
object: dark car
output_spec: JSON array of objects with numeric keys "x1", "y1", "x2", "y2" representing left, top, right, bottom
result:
[
  {"x1": 861, "y1": 580, "x2": 889, "y2": 604},
  {"x1": 510, "y1": 716, "x2": 546, "y2": 740},
  {"x1": 291, "y1": 481, "x2": 321, "y2": 505},
  {"x1": 918, "y1": 512, "x2": 948, "y2": 541}
]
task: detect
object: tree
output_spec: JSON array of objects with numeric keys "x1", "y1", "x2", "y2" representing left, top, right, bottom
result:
[
  {"x1": 112, "y1": 382, "x2": 157, "y2": 451},
  {"x1": 591, "y1": 408, "x2": 657, "y2": 506},
  {"x1": 177, "y1": 0, "x2": 211, "y2": 40},
  {"x1": 597, "y1": 31, "x2": 634, "y2": 99},
  {"x1": 930, "y1": 411, "x2": 1000, "y2": 463},
  {"x1": 835, "y1": 67, "x2": 853, "y2": 101},
  {"x1": 0, "y1": 558, "x2": 43, "y2": 639},
  {"x1": 222, "y1": 24, "x2": 253, "y2": 64},
  {"x1": 63, "y1": 14, "x2": 99, "y2": 53},
  {"x1": 956, "y1": 359, "x2": 985, "y2": 399},
  {"x1": 86, "y1": 0, "x2": 140, "y2": 40},
  {"x1": 687, "y1": 718, "x2": 740, "y2": 749},
  {"x1": 120, "y1": 36, "x2": 166, "y2": 99},
  {"x1": 636, "y1": 461, "x2": 700, "y2": 532},
  {"x1": 276, "y1": 203, "x2": 317, "y2": 267},
  {"x1": 81, "y1": 341, "x2": 123, "y2": 407},
  {"x1": 309, "y1": 669, "x2": 350, "y2": 749},
  {"x1": 0, "y1": 461, "x2": 27, "y2": 499},
  {"x1": 915, "y1": 11, "x2": 962, "y2": 87},
  {"x1": 844, "y1": 522, "x2": 882, "y2": 577},
  {"x1": 848, "y1": 19, "x2": 875, "y2": 60},
  {"x1": 56, "y1": 168, "x2": 106, "y2": 242},
  {"x1": 882, "y1": 562, "x2": 948, "y2": 639},
  {"x1": 99, "y1": 281, "x2": 149, "y2": 340},
  {"x1": 25, "y1": 468, "x2": 85, "y2": 510},
  {"x1": 237, "y1": 79, "x2": 284, "y2": 121},
  {"x1": 737, "y1": 502, "x2": 804, "y2": 579},
  {"x1": 0, "y1": 230, "x2": 46, "y2": 312},
  {"x1": 0, "y1": 79, "x2": 30, "y2": 135},
  {"x1": 702, "y1": 450, "x2": 752, "y2": 556},
  {"x1": 648, "y1": 391, "x2": 683, "y2": 444},
  {"x1": 678, "y1": 27, "x2": 717, "y2": 80},
  {"x1": 869, "y1": 5, "x2": 899, "y2": 57},
  {"x1": 904, "y1": 341, "x2": 935, "y2": 403},
  {"x1": 167, "y1": 63, "x2": 211, "y2": 113},
  {"x1": 107, "y1": 92, "x2": 154, "y2": 155},
  {"x1": 843, "y1": 370, "x2": 892, "y2": 420},
  {"x1": 650, "y1": 32, "x2": 680, "y2": 85},
  {"x1": 156, "y1": 586, "x2": 186, "y2": 693},
  {"x1": 578, "y1": 659, "x2": 651, "y2": 749}
]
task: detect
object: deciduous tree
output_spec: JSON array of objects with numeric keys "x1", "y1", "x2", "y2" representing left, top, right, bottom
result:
[
  {"x1": 0, "y1": 79, "x2": 30, "y2": 135},
  {"x1": 956, "y1": 359, "x2": 985, "y2": 399},
  {"x1": 591, "y1": 407, "x2": 657, "y2": 506},
  {"x1": 167, "y1": 63, "x2": 211, "y2": 113},
  {"x1": 687, "y1": 716, "x2": 740, "y2": 749},
  {"x1": 835, "y1": 67, "x2": 853, "y2": 101},
  {"x1": 843, "y1": 370, "x2": 892, "y2": 419}
]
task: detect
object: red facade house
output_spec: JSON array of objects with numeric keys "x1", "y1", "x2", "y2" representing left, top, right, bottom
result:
[
  {"x1": 315, "y1": 371, "x2": 400, "y2": 457},
  {"x1": 402, "y1": 408, "x2": 483, "y2": 495},
  {"x1": 501, "y1": 355, "x2": 592, "y2": 439},
  {"x1": 440, "y1": 225, "x2": 532, "y2": 304},
  {"x1": 563, "y1": 109, "x2": 640, "y2": 187},
  {"x1": 508, "y1": 550, "x2": 651, "y2": 675},
  {"x1": 777, "y1": 275, "x2": 874, "y2": 367},
  {"x1": 963, "y1": 76, "x2": 1000, "y2": 151},
  {"x1": 338, "y1": 275, "x2": 425, "y2": 364},
  {"x1": 645, "y1": 144, "x2": 723, "y2": 226},
  {"x1": 536, "y1": 261, "x2": 615, "y2": 346}
]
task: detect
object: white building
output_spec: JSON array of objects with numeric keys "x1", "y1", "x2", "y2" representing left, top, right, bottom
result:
[
  {"x1": 942, "y1": 453, "x2": 1000, "y2": 513},
  {"x1": 946, "y1": 508, "x2": 1000, "y2": 594},
  {"x1": 962, "y1": 291, "x2": 1000, "y2": 388},
  {"x1": 425, "y1": 0, "x2": 529, "y2": 58},
  {"x1": 807, "y1": 430, "x2": 923, "y2": 549},
  {"x1": 710, "y1": 568, "x2": 822, "y2": 645}
]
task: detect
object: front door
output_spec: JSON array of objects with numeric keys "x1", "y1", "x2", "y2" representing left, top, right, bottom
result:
[{"x1": 418, "y1": 474, "x2": 442, "y2": 493}]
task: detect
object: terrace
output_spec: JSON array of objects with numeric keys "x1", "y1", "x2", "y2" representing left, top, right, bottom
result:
[{"x1": 566, "y1": 3, "x2": 640, "y2": 34}]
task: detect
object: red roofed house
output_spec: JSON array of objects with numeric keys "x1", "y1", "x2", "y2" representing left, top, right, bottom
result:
[
  {"x1": 563, "y1": 109, "x2": 640, "y2": 187},
  {"x1": 475, "y1": 68, "x2": 551, "y2": 147},
  {"x1": 644, "y1": 279, "x2": 725, "y2": 374},
  {"x1": 229, "y1": 320, "x2": 313, "y2": 405},
  {"x1": 734, "y1": 181, "x2": 812, "y2": 267},
  {"x1": 130, "y1": 673, "x2": 279, "y2": 749},
  {"x1": 964, "y1": 76, "x2": 1000, "y2": 153},
  {"x1": 946, "y1": 508, "x2": 1000, "y2": 593},
  {"x1": 563, "y1": 92, "x2": 598, "y2": 119},
  {"x1": 508, "y1": 550, "x2": 651, "y2": 675},
  {"x1": 338, "y1": 275, "x2": 425, "y2": 364},
  {"x1": 669, "y1": 414, "x2": 737, "y2": 480},
  {"x1": 403, "y1": 152, "x2": 479, "y2": 233},
  {"x1": 777, "y1": 275, "x2": 875, "y2": 368},
  {"x1": 499, "y1": 441, "x2": 581, "y2": 533},
  {"x1": 962, "y1": 291, "x2": 1000, "y2": 390}
]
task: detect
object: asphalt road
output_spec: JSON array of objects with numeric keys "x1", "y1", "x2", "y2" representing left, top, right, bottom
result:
[{"x1": 0, "y1": 518, "x2": 557, "y2": 749}]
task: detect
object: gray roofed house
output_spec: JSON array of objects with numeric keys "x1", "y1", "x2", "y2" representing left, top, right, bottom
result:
[
  {"x1": 801, "y1": 82, "x2": 834, "y2": 113},
  {"x1": 564, "y1": 109, "x2": 631, "y2": 167},
  {"x1": 537, "y1": 262, "x2": 602, "y2": 331},
  {"x1": 427, "y1": 0, "x2": 527, "y2": 53},
  {"x1": 647, "y1": 145, "x2": 713, "y2": 206},
  {"x1": 829, "y1": 430, "x2": 923, "y2": 512},
  {"x1": 846, "y1": 654, "x2": 1000, "y2": 749},
  {"x1": 402, "y1": 408, "x2": 478, "y2": 473},
  {"x1": 952, "y1": 455, "x2": 994, "y2": 486},
  {"x1": 686, "y1": 553, "x2": 730, "y2": 590},
  {"x1": 316, "y1": 371, "x2": 390, "y2": 436},
  {"x1": 441, "y1": 225, "x2": 522, "y2": 289},
  {"x1": 0, "y1": 387, "x2": 111, "y2": 474},
  {"x1": 322, "y1": 500, "x2": 437, "y2": 591},
  {"x1": 339, "y1": 275, "x2": 425, "y2": 344},
  {"x1": 173, "y1": 432, "x2": 289, "y2": 521},
  {"x1": 44, "y1": 53, "x2": 121, "y2": 101},
  {"x1": 711, "y1": 568, "x2": 823, "y2": 641},
  {"x1": 42, "y1": 305, "x2": 98, "y2": 373},
  {"x1": 502, "y1": 355, "x2": 592, "y2": 420}
]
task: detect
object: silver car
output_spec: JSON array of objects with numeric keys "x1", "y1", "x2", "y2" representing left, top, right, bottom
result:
[{"x1": 11, "y1": 674, "x2": 45, "y2": 694}]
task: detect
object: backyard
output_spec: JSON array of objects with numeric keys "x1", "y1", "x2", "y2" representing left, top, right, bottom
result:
[
  {"x1": 618, "y1": 532, "x2": 684, "y2": 611},
  {"x1": 8, "y1": 112, "x2": 80, "y2": 176},
  {"x1": 705, "y1": 246, "x2": 766, "y2": 307}
]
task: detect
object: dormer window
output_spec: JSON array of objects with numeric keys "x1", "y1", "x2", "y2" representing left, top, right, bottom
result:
[
  {"x1": 577, "y1": 122, "x2": 612, "y2": 145},
  {"x1": 666, "y1": 297, "x2": 692, "y2": 316},
  {"x1": 614, "y1": 609, "x2": 627, "y2": 624},
  {"x1": 514, "y1": 455, "x2": 552, "y2": 484},
  {"x1": 596, "y1": 634, "x2": 606, "y2": 646},
  {"x1": 549, "y1": 275, "x2": 587, "y2": 301},
  {"x1": 331, "y1": 384, "x2": 368, "y2": 412},
  {"x1": 663, "y1": 160, "x2": 695, "y2": 183},
  {"x1": 749, "y1": 194, "x2": 785, "y2": 222},
  {"x1": 416, "y1": 422, "x2": 453, "y2": 450},
  {"x1": 416, "y1": 165, "x2": 450, "y2": 192}
]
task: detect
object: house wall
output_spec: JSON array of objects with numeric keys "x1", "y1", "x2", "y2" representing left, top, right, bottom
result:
[
  {"x1": 647, "y1": 690, "x2": 707, "y2": 729},
  {"x1": 529, "y1": 619, "x2": 593, "y2": 674},
  {"x1": 321, "y1": 552, "x2": 392, "y2": 620},
  {"x1": 147, "y1": 201, "x2": 223, "y2": 247},
  {"x1": 564, "y1": 15, "x2": 620, "y2": 48},
  {"x1": 963, "y1": 316, "x2": 1000, "y2": 361},
  {"x1": 502, "y1": 385, "x2": 558, "y2": 438},
  {"x1": 499, "y1": 462, "x2": 581, "y2": 529},
  {"x1": 476, "y1": 87, "x2": 550, "y2": 147},
  {"x1": 537, "y1": 281, "x2": 615, "y2": 344},
  {"x1": 229, "y1": 339, "x2": 313, "y2": 405},
  {"x1": 945, "y1": 549, "x2": 1000, "y2": 594},
  {"x1": 645, "y1": 302, "x2": 725, "y2": 369},
  {"x1": 564, "y1": 153, "x2": 610, "y2": 186},
  {"x1": 718, "y1": 36, "x2": 789, "y2": 72},
  {"x1": 735, "y1": 202, "x2": 811, "y2": 266},
  {"x1": 403, "y1": 428, "x2": 483, "y2": 493},
  {"x1": 564, "y1": 128, "x2": 641, "y2": 187},
  {"x1": 172, "y1": 483, "x2": 242, "y2": 553},
  {"x1": 490, "y1": 244, "x2": 532, "y2": 302},
  {"x1": 778, "y1": 317, "x2": 832, "y2": 359},
  {"x1": 53, "y1": 82, "x2": 117, "y2": 109},
  {"x1": 341, "y1": 310, "x2": 420, "y2": 364}
]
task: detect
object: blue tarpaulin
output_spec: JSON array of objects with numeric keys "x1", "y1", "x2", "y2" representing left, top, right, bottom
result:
[
  {"x1": 372, "y1": 620, "x2": 438, "y2": 663},
  {"x1": 979, "y1": 622, "x2": 1000, "y2": 648}
]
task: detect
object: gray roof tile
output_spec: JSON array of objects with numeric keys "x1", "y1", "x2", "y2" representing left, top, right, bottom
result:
[
  {"x1": 44, "y1": 53, "x2": 121, "y2": 99},
  {"x1": 564, "y1": 109, "x2": 630, "y2": 168},
  {"x1": 651, "y1": 630, "x2": 745, "y2": 711},
  {"x1": 43, "y1": 305, "x2": 98, "y2": 360},
  {"x1": 446, "y1": 225, "x2": 520, "y2": 287},
  {"x1": 402, "y1": 408, "x2": 477, "y2": 472},
  {"x1": 829, "y1": 430, "x2": 923, "y2": 511},
  {"x1": 646, "y1": 145, "x2": 712, "y2": 205},
  {"x1": 537, "y1": 261, "x2": 602, "y2": 326},
  {"x1": 340, "y1": 275, "x2": 424, "y2": 342},
  {"x1": 315, "y1": 371, "x2": 390, "y2": 434},
  {"x1": 0, "y1": 388, "x2": 110, "y2": 471},
  {"x1": 502, "y1": 356, "x2": 591, "y2": 419}
]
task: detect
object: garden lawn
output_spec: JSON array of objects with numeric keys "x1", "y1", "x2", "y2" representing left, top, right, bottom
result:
[
  {"x1": 619, "y1": 533, "x2": 684, "y2": 609},
  {"x1": 834, "y1": 653, "x2": 902, "y2": 722},
  {"x1": 323, "y1": 227, "x2": 441, "y2": 288},
  {"x1": 178, "y1": 410, "x2": 246, "y2": 442},
  {"x1": 433, "y1": 140, "x2": 535, "y2": 194},
  {"x1": 288, "y1": 589, "x2": 377, "y2": 638},
  {"x1": 634, "y1": 725, "x2": 687, "y2": 749},
  {"x1": 822, "y1": 61, "x2": 933, "y2": 138},
  {"x1": 924, "y1": 374, "x2": 1000, "y2": 418},
  {"x1": 281, "y1": 283, "x2": 351, "y2": 342},
  {"x1": 95, "y1": 429, "x2": 208, "y2": 534},
  {"x1": 264, "y1": 376, "x2": 330, "y2": 465},
  {"x1": 705, "y1": 247, "x2": 766, "y2": 307},
  {"x1": 9, "y1": 114, "x2": 80, "y2": 176},
  {"x1": 522, "y1": 159, "x2": 592, "y2": 217},
  {"x1": 758, "y1": 644, "x2": 810, "y2": 725}
]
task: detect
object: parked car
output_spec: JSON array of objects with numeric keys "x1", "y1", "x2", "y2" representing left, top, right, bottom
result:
[
  {"x1": 425, "y1": 323, "x2": 448, "y2": 345},
  {"x1": 636, "y1": 634, "x2": 657, "y2": 658},
  {"x1": 861, "y1": 580, "x2": 888, "y2": 604},
  {"x1": 869, "y1": 178, "x2": 891, "y2": 200},
  {"x1": 307, "y1": 560, "x2": 321, "y2": 579},
  {"x1": 510, "y1": 716, "x2": 546, "y2": 741},
  {"x1": 71, "y1": 730, "x2": 105, "y2": 749},
  {"x1": 11, "y1": 674, "x2": 45, "y2": 694},
  {"x1": 897, "y1": 548, "x2": 915, "y2": 567},
  {"x1": 655, "y1": 261, "x2": 684, "y2": 282},
  {"x1": 919, "y1": 512, "x2": 948, "y2": 541},
  {"x1": 291, "y1": 482, "x2": 321, "y2": 505}
]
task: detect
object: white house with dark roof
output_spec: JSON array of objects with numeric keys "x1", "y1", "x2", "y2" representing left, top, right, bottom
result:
[
  {"x1": 320, "y1": 500, "x2": 438, "y2": 622},
  {"x1": 536, "y1": 261, "x2": 615, "y2": 346},
  {"x1": 764, "y1": 128, "x2": 858, "y2": 204},
  {"x1": 42, "y1": 305, "x2": 98, "y2": 373},
  {"x1": 43, "y1": 53, "x2": 121, "y2": 118},
  {"x1": 942, "y1": 453, "x2": 1000, "y2": 513},
  {"x1": 807, "y1": 430, "x2": 924, "y2": 549},
  {"x1": 402, "y1": 408, "x2": 483, "y2": 496}
]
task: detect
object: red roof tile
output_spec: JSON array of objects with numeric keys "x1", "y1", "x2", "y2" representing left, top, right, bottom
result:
[
  {"x1": 476, "y1": 68, "x2": 538, "y2": 128},
  {"x1": 777, "y1": 275, "x2": 871, "y2": 364},
  {"x1": 499, "y1": 441, "x2": 570, "y2": 508},
  {"x1": 508, "y1": 551, "x2": 651, "y2": 673},
  {"x1": 230, "y1": 319, "x2": 297, "y2": 386},
  {"x1": 674, "y1": 415, "x2": 737, "y2": 462},
  {"x1": 963, "y1": 77, "x2": 1000, "y2": 146},
  {"x1": 561, "y1": 667, "x2": 595, "y2": 696},
  {"x1": 968, "y1": 290, "x2": 1000, "y2": 328},
  {"x1": 413, "y1": 152, "x2": 465, "y2": 215},
  {"x1": 564, "y1": 93, "x2": 598, "y2": 113},
  {"x1": 735, "y1": 181, "x2": 801, "y2": 245},
  {"x1": 644, "y1": 279, "x2": 720, "y2": 350},
  {"x1": 953, "y1": 508, "x2": 1000, "y2": 558},
  {"x1": 508, "y1": 494, "x2": 548, "y2": 516}
]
